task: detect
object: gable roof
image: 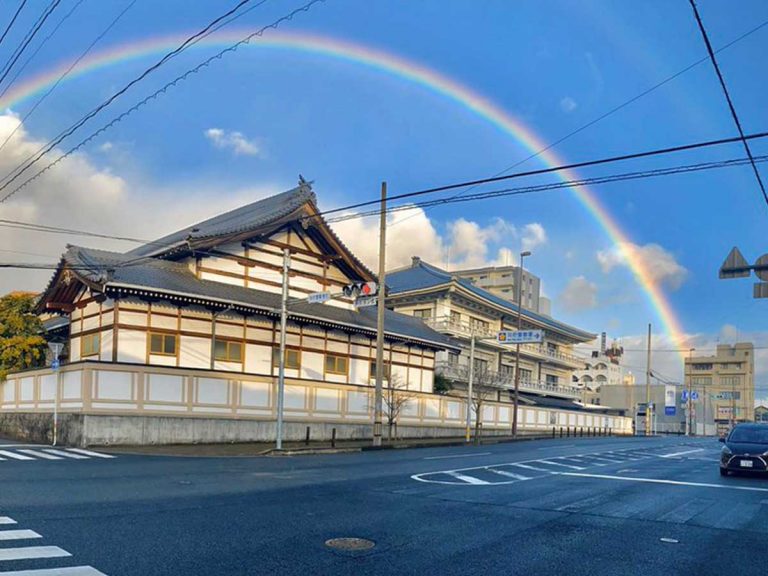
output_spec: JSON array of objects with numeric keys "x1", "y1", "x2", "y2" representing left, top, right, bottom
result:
[
  {"x1": 387, "y1": 259, "x2": 595, "y2": 342},
  {"x1": 42, "y1": 246, "x2": 457, "y2": 351}
]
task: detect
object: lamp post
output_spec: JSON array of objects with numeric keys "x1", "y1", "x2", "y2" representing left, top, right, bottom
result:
[{"x1": 511, "y1": 250, "x2": 531, "y2": 438}]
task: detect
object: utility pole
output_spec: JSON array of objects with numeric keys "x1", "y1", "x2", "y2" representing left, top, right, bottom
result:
[
  {"x1": 686, "y1": 348, "x2": 695, "y2": 436},
  {"x1": 275, "y1": 248, "x2": 290, "y2": 450},
  {"x1": 373, "y1": 182, "x2": 386, "y2": 447},
  {"x1": 511, "y1": 250, "x2": 531, "y2": 437},
  {"x1": 465, "y1": 331, "x2": 475, "y2": 443},
  {"x1": 645, "y1": 323, "x2": 651, "y2": 436},
  {"x1": 48, "y1": 342, "x2": 63, "y2": 446}
]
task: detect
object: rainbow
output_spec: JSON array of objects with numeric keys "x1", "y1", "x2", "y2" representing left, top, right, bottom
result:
[{"x1": 0, "y1": 30, "x2": 687, "y2": 354}]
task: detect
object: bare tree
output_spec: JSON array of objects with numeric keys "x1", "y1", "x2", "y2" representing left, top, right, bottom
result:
[
  {"x1": 469, "y1": 365, "x2": 504, "y2": 441},
  {"x1": 369, "y1": 373, "x2": 418, "y2": 440}
]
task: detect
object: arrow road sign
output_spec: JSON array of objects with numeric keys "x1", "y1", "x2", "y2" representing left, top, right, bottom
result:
[{"x1": 497, "y1": 330, "x2": 543, "y2": 344}]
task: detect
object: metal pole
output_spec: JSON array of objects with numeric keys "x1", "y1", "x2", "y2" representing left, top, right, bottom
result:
[
  {"x1": 276, "y1": 248, "x2": 290, "y2": 450},
  {"x1": 373, "y1": 182, "x2": 387, "y2": 447},
  {"x1": 466, "y1": 332, "x2": 475, "y2": 442},
  {"x1": 511, "y1": 251, "x2": 528, "y2": 437},
  {"x1": 686, "y1": 348, "x2": 694, "y2": 436},
  {"x1": 53, "y1": 370, "x2": 60, "y2": 446},
  {"x1": 645, "y1": 323, "x2": 651, "y2": 436}
]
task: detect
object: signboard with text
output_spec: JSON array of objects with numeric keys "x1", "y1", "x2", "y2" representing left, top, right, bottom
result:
[{"x1": 497, "y1": 330, "x2": 544, "y2": 344}]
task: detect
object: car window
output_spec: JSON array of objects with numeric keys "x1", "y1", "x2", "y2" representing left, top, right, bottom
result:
[{"x1": 729, "y1": 428, "x2": 768, "y2": 443}]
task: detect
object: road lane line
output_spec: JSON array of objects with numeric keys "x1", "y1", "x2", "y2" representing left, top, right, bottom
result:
[
  {"x1": 539, "y1": 460, "x2": 585, "y2": 470},
  {"x1": 561, "y1": 472, "x2": 768, "y2": 492},
  {"x1": 445, "y1": 471, "x2": 489, "y2": 485},
  {"x1": 424, "y1": 452, "x2": 492, "y2": 460},
  {"x1": 17, "y1": 449, "x2": 63, "y2": 460},
  {"x1": 0, "y1": 451, "x2": 35, "y2": 461},
  {"x1": 0, "y1": 517, "x2": 17, "y2": 525},
  {"x1": 41, "y1": 449, "x2": 89, "y2": 460},
  {"x1": 486, "y1": 468, "x2": 530, "y2": 480},
  {"x1": 0, "y1": 567, "x2": 107, "y2": 576},
  {"x1": 660, "y1": 449, "x2": 705, "y2": 458},
  {"x1": 0, "y1": 530, "x2": 41, "y2": 541},
  {"x1": 0, "y1": 546, "x2": 71, "y2": 561},
  {"x1": 509, "y1": 463, "x2": 551, "y2": 472},
  {"x1": 65, "y1": 448, "x2": 116, "y2": 459}
]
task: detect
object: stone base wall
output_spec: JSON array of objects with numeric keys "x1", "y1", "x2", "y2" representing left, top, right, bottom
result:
[{"x1": 0, "y1": 412, "x2": 84, "y2": 446}]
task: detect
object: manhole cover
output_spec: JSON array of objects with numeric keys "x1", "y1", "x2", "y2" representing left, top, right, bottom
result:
[{"x1": 325, "y1": 538, "x2": 375, "y2": 551}]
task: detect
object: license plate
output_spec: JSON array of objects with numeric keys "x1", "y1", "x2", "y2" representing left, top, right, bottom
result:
[{"x1": 740, "y1": 460, "x2": 753, "y2": 468}]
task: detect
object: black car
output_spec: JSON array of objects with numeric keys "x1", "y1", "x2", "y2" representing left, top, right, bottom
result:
[{"x1": 720, "y1": 423, "x2": 768, "y2": 476}]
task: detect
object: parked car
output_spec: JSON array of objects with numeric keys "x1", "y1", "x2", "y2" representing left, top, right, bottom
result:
[{"x1": 720, "y1": 423, "x2": 768, "y2": 476}]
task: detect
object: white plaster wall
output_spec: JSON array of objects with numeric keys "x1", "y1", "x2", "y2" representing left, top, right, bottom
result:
[
  {"x1": 146, "y1": 374, "x2": 184, "y2": 403},
  {"x1": 198, "y1": 378, "x2": 229, "y2": 405},
  {"x1": 40, "y1": 374, "x2": 56, "y2": 401},
  {"x1": 240, "y1": 380, "x2": 270, "y2": 407},
  {"x1": 117, "y1": 330, "x2": 146, "y2": 364},
  {"x1": 301, "y1": 352, "x2": 324, "y2": 381},
  {"x1": 62, "y1": 371, "x2": 81, "y2": 400},
  {"x1": 315, "y1": 388, "x2": 340, "y2": 412},
  {"x1": 100, "y1": 329, "x2": 114, "y2": 362},
  {"x1": 97, "y1": 371, "x2": 133, "y2": 401},
  {"x1": 179, "y1": 336, "x2": 210, "y2": 369},
  {"x1": 244, "y1": 344, "x2": 271, "y2": 376},
  {"x1": 349, "y1": 358, "x2": 369, "y2": 386}
]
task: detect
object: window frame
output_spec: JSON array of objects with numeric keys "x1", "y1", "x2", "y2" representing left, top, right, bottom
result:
[
  {"x1": 81, "y1": 332, "x2": 100, "y2": 358},
  {"x1": 272, "y1": 348, "x2": 301, "y2": 370},
  {"x1": 370, "y1": 360, "x2": 391, "y2": 380},
  {"x1": 149, "y1": 332, "x2": 178, "y2": 357},
  {"x1": 324, "y1": 354, "x2": 349, "y2": 376},
  {"x1": 214, "y1": 339, "x2": 243, "y2": 363}
]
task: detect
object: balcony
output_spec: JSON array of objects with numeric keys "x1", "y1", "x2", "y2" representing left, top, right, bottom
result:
[
  {"x1": 435, "y1": 361, "x2": 581, "y2": 399},
  {"x1": 423, "y1": 316, "x2": 585, "y2": 368}
]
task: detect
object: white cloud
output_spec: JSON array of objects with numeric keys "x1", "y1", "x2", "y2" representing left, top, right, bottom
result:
[
  {"x1": 204, "y1": 128, "x2": 261, "y2": 156},
  {"x1": 559, "y1": 276, "x2": 598, "y2": 312},
  {"x1": 597, "y1": 242, "x2": 688, "y2": 290},
  {"x1": 99, "y1": 141, "x2": 113, "y2": 152},
  {"x1": 333, "y1": 208, "x2": 546, "y2": 272},
  {"x1": 0, "y1": 113, "x2": 276, "y2": 295},
  {"x1": 560, "y1": 96, "x2": 578, "y2": 113}
]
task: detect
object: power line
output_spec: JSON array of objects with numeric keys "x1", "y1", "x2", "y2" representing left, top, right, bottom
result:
[
  {"x1": 0, "y1": 150, "x2": 763, "y2": 256},
  {"x1": 390, "y1": 17, "x2": 768, "y2": 230},
  {"x1": 314, "y1": 130, "x2": 768, "y2": 220},
  {"x1": 323, "y1": 153, "x2": 768, "y2": 224},
  {"x1": 0, "y1": 0, "x2": 325, "y2": 204},
  {"x1": 688, "y1": 0, "x2": 768, "y2": 209},
  {"x1": 0, "y1": 0, "x2": 260, "y2": 196},
  {"x1": 0, "y1": 0, "x2": 61, "y2": 89},
  {"x1": 0, "y1": 0, "x2": 84, "y2": 102},
  {"x1": 0, "y1": 0, "x2": 28, "y2": 48}
]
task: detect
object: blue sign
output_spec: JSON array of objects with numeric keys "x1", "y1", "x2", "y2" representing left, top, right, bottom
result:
[
  {"x1": 665, "y1": 406, "x2": 676, "y2": 416},
  {"x1": 681, "y1": 390, "x2": 689, "y2": 401},
  {"x1": 51, "y1": 358, "x2": 60, "y2": 371},
  {"x1": 691, "y1": 391, "x2": 699, "y2": 401}
]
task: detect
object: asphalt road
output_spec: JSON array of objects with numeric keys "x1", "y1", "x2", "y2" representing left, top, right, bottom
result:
[{"x1": 0, "y1": 435, "x2": 765, "y2": 575}]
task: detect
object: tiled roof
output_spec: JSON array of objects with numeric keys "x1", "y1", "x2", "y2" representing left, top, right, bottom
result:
[
  {"x1": 126, "y1": 185, "x2": 315, "y2": 257},
  {"x1": 62, "y1": 246, "x2": 456, "y2": 351},
  {"x1": 387, "y1": 260, "x2": 595, "y2": 341}
]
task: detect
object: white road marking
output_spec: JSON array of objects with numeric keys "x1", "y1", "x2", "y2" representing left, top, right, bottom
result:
[
  {"x1": 0, "y1": 567, "x2": 107, "y2": 576},
  {"x1": 562, "y1": 472, "x2": 768, "y2": 493},
  {"x1": 42, "y1": 449, "x2": 89, "y2": 460},
  {"x1": 585, "y1": 455, "x2": 624, "y2": 463},
  {"x1": 0, "y1": 530, "x2": 41, "y2": 541},
  {"x1": 660, "y1": 449, "x2": 705, "y2": 458},
  {"x1": 424, "y1": 452, "x2": 492, "y2": 460},
  {"x1": 445, "y1": 471, "x2": 489, "y2": 485},
  {"x1": 509, "y1": 463, "x2": 551, "y2": 472},
  {"x1": 485, "y1": 468, "x2": 530, "y2": 480},
  {"x1": 0, "y1": 451, "x2": 35, "y2": 461},
  {"x1": 538, "y1": 444, "x2": 575, "y2": 450},
  {"x1": 17, "y1": 449, "x2": 63, "y2": 460},
  {"x1": 539, "y1": 460, "x2": 585, "y2": 470},
  {"x1": 66, "y1": 448, "x2": 116, "y2": 459},
  {"x1": 0, "y1": 517, "x2": 17, "y2": 525},
  {"x1": 0, "y1": 546, "x2": 71, "y2": 561}
]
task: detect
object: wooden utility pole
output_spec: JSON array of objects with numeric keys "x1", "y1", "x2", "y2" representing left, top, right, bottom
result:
[{"x1": 373, "y1": 182, "x2": 386, "y2": 447}]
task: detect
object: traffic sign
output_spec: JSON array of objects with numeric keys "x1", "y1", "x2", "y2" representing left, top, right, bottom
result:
[
  {"x1": 355, "y1": 296, "x2": 377, "y2": 308},
  {"x1": 681, "y1": 390, "x2": 688, "y2": 401},
  {"x1": 665, "y1": 407, "x2": 676, "y2": 416},
  {"x1": 497, "y1": 329, "x2": 543, "y2": 344},
  {"x1": 51, "y1": 358, "x2": 60, "y2": 371},
  {"x1": 307, "y1": 292, "x2": 331, "y2": 304},
  {"x1": 691, "y1": 391, "x2": 699, "y2": 401},
  {"x1": 719, "y1": 247, "x2": 750, "y2": 279}
]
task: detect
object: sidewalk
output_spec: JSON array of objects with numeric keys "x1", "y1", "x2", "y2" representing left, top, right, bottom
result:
[{"x1": 98, "y1": 432, "x2": 564, "y2": 458}]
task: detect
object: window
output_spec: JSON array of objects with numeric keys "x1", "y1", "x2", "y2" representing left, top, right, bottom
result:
[
  {"x1": 214, "y1": 339, "x2": 242, "y2": 362},
  {"x1": 545, "y1": 374, "x2": 559, "y2": 386},
  {"x1": 150, "y1": 333, "x2": 177, "y2": 356},
  {"x1": 450, "y1": 310, "x2": 461, "y2": 323},
  {"x1": 325, "y1": 354, "x2": 348, "y2": 375},
  {"x1": 473, "y1": 358, "x2": 489, "y2": 373},
  {"x1": 500, "y1": 365, "x2": 514, "y2": 377},
  {"x1": 519, "y1": 369, "x2": 532, "y2": 383},
  {"x1": 413, "y1": 308, "x2": 432, "y2": 319},
  {"x1": 370, "y1": 361, "x2": 391, "y2": 379},
  {"x1": 692, "y1": 376, "x2": 711, "y2": 386},
  {"x1": 447, "y1": 352, "x2": 459, "y2": 366},
  {"x1": 469, "y1": 317, "x2": 489, "y2": 333},
  {"x1": 692, "y1": 363, "x2": 713, "y2": 371},
  {"x1": 272, "y1": 348, "x2": 300, "y2": 369},
  {"x1": 81, "y1": 333, "x2": 100, "y2": 357},
  {"x1": 547, "y1": 342, "x2": 558, "y2": 354}
]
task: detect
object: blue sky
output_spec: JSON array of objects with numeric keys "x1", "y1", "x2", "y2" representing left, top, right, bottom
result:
[{"x1": 0, "y1": 0, "x2": 766, "y2": 386}]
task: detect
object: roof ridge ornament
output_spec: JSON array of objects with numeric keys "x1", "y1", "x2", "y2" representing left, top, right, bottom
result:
[{"x1": 298, "y1": 174, "x2": 314, "y2": 193}]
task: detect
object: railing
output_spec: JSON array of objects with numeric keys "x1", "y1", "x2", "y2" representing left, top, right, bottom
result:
[
  {"x1": 423, "y1": 316, "x2": 585, "y2": 367},
  {"x1": 435, "y1": 361, "x2": 581, "y2": 399}
]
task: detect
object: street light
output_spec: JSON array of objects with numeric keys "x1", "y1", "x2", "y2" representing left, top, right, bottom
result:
[{"x1": 511, "y1": 250, "x2": 531, "y2": 438}]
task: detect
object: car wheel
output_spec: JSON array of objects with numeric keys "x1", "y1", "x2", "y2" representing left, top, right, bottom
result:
[{"x1": 720, "y1": 467, "x2": 729, "y2": 477}]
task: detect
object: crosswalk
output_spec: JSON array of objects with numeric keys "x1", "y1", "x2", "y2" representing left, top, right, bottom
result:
[
  {"x1": 0, "y1": 516, "x2": 106, "y2": 574},
  {"x1": 0, "y1": 447, "x2": 115, "y2": 463},
  {"x1": 412, "y1": 445, "x2": 709, "y2": 486}
]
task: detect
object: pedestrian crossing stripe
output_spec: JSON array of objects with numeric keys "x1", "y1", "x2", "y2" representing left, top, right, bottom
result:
[{"x1": 0, "y1": 448, "x2": 115, "y2": 462}]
